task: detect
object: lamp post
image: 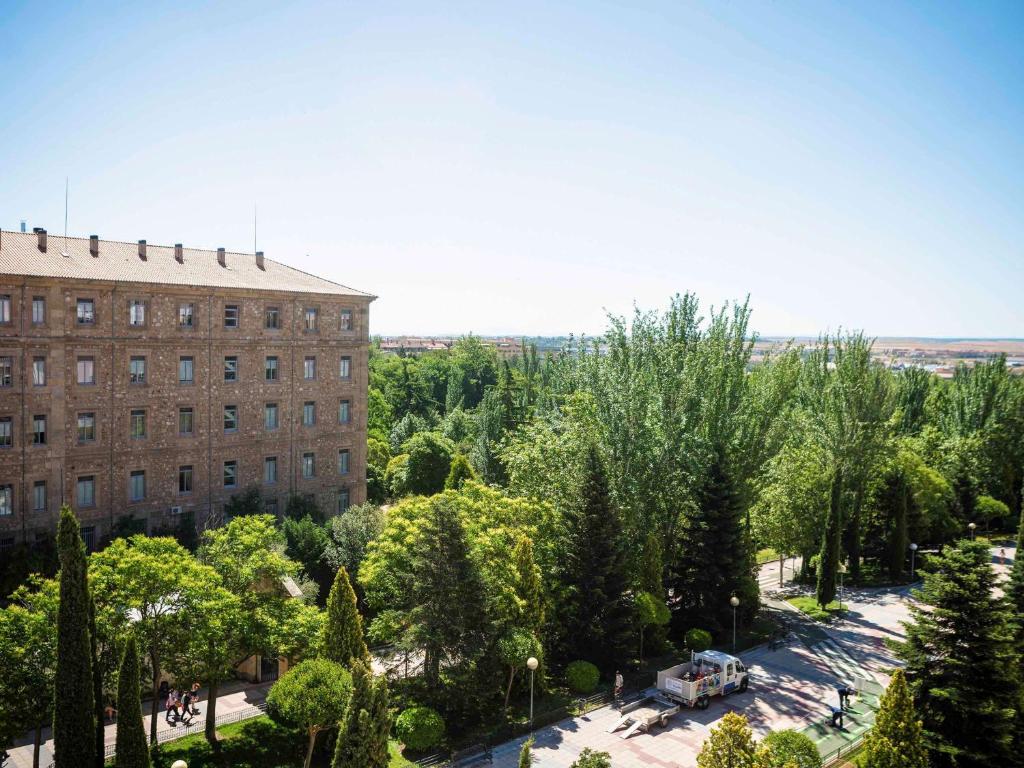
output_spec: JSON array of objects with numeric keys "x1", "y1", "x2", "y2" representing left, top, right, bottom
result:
[
  {"x1": 838, "y1": 562, "x2": 847, "y2": 612},
  {"x1": 968, "y1": 522, "x2": 977, "y2": 540},
  {"x1": 527, "y1": 656, "x2": 539, "y2": 730},
  {"x1": 909, "y1": 542, "x2": 918, "y2": 581},
  {"x1": 171, "y1": 762, "x2": 188, "y2": 768},
  {"x1": 729, "y1": 596, "x2": 740, "y2": 651}
]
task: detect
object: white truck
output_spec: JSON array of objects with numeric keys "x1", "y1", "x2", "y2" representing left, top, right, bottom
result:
[{"x1": 656, "y1": 649, "x2": 749, "y2": 710}]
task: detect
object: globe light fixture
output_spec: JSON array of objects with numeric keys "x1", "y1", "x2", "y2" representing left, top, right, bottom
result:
[{"x1": 527, "y1": 656, "x2": 539, "y2": 729}]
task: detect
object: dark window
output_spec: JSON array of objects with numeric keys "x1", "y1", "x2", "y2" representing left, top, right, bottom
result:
[
  {"x1": 179, "y1": 356, "x2": 194, "y2": 384},
  {"x1": 339, "y1": 356, "x2": 351, "y2": 380},
  {"x1": 77, "y1": 357, "x2": 95, "y2": 385},
  {"x1": 303, "y1": 401, "x2": 316, "y2": 426},
  {"x1": 77, "y1": 476, "x2": 96, "y2": 508},
  {"x1": 130, "y1": 409, "x2": 146, "y2": 439},
  {"x1": 32, "y1": 297, "x2": 45, "y2": 324},
  {"x1": 224, "y1": 356, "x2": 238, "y2": 382},
  {"x1": 178, "y1": 465, "x2": 193, "y2": 494},
  {"x1": 302, "y1": 452, "x2": 315, "y2": 478},
  {"x1": 265, "y1": 307, "x2": 281, "y2": 329},
  {"x1": 129, "y1": 356, "x2": 146, "y2": 385},
  {"x1": 304, "y1": 307, "x2": 318, "y2": 331},
  {"x1": 32, "y1": 357, "x2": 45, "y2": 386},
  {"x1": 0, "y1": 417, "x2": 11, "y2": 448},
  {"x1": 179, "y1": 407, "x2": 194, "y2": 436},
  {"x1": 339, "y1": 399, "x2": 350, "y2": 424},
  {"x1": 338, "y1": 449, "x2": 350, "y2": 475},
  {"x1": 0, "y1": 485, "x2": 11, "y2": 516},
  {"x1": 224, "y1": 405, "x2": 238, "y2": 433},
  {"x1": 178, "y1": 303, "x2": 194, "y2": 328},
  {"x1": 129, "y1": 470, "x2": 146, "y2": 502},
  {"x1": 264, "y1": 456, "x2": 277, "y2": 485},
  {"x1": 32, "y1": 415, "x2": 46, "y2": 445},
  {"x1": 0, "y1": 295, "x2": 10, "y2": 324},
  {"x1": 304, "y1": 356, "x2": 316, "y2": 380},
  {"x1": 340, "y1": 309, "x2": 353, "y2": 331},
  {"x1": 265, "y1": 403, "x2": 279, "y2": 430},
  {"x1": 77, "y1": 299, "x2": 95, "y2": 325},
  {"x1": 337, "y1": 488, "x2": 350, "y2": 514},
  {"x1": 32, "y1": 481, "x2": 46, "y2": 512},
  {"x1": 224, "y1": 305, "x2": 239, "y2": 328},
  {"x1": 265, "y1": 498, "x2": 279, "y2": 516},
  {"x1": 80, "y1": 526, "x2": 96, "y2": 552},
  {"x1": 0, "y1": 357, "x2": 14, "y2": 387},
  {"x1": 77, "y1": 413, "x2": 96, "y2": 443},
  {"x1": 265, "y1": 356, "x2": 279, "y2": 381},
  {"x1": 223, "y1": 460, "x2": 238, "y2": 488}
]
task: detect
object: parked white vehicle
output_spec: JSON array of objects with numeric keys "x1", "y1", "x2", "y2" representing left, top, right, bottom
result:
[{"x1": 656, "y1": 649, "x2": 749, "y2": 709}]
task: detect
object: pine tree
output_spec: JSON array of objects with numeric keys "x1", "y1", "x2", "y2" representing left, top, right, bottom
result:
[
  {"x1": 672, "y1": 449, "x2": 759, "y2": 636},
  {"x1": 114, "y1": 637, "x2": 151, "y2": 768},
  {"x1": 895, "y1": 540, "x2": 1020, "y2": 767},
  {"x1": 816, "y1": 470, "x2": 842, "y2": 607},
  {"x1": 332, "y1": 659, "x2": 373, "y2": 768},
  {"x1": 53, "y1": 505, "x2": 96, "y2": 768},
  {"x1": 696, "y1": 711, "x2": 756, "y2": 768},
  {"x1": 1008, "y1": 506, "x2": 1024, "y2": 632},
  {"x1": 861, "y1": 669, "x2": 927, "y2": 768},
  {"x1": 558, "y1": 445, "x2": 633, "y2": 669},
  {"x1": 323, "y1": 567, "x2": 370, "y2": 667},
  {"x1": 445, "y1": 453, "x2": 477, "y2": 490},
  {"x1": 518, "y1": 738, "x2": 534, "y2": 768}
]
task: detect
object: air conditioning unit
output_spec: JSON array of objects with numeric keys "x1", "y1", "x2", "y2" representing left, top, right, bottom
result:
[{"x1": 169, "y1": 505, "x2": 183, "y2": 515}]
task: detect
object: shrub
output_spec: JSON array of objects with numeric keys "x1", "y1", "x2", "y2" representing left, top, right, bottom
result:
[
  {"x1": 756, "y1": 729, "x2": 821, "y2": 768},
  {"x1": 685, "y1": 628, "x2": 713, "y2": 652},
  {"x1": 565, "y1": 660, "x2": 600, "y2": 693},
  {"x1": 395, "y1": 706, "x2": 445, "y2": 751},
  {"x1": 570, "y1": 749, "x2": 612, "y2": 768}
]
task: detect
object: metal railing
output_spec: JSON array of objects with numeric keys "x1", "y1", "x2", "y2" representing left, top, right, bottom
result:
[
  {"x1": 821, "y1": 733, "x2": 865, "y2": 766},
  {"x1": 103, "y1": 702, "x2": 268, "y2": 759}
]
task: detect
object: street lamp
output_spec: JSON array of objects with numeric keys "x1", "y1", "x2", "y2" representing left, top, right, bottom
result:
[
  {"x1": 171, "y1": 762, "x2": 188, "y2": 768},
  {"x1": 526, "y1": 656, "x2": 539, "y2": 730},
  {"x1": 729, "y1": 596, "x2": 740, "y2": 651},
  {"x1": 968, "y1": 522, "x2": 977, "y2": 540},
  {"x1": 838, "y1": 562, "x2": 847, "y2": 612},
  {"x1": 909, "y1": 542, "x2": 918, "y2": 581}
]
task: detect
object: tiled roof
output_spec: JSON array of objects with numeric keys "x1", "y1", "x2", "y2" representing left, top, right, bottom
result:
[{"x1": 0, "y1": 230, "x2": 374, "y2": 298}]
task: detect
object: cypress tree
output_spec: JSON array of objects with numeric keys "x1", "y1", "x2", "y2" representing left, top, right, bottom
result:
[
  {"x1": 861, "y1": 669, "x2": 927, "y2": 768},
  {"x1": 368, "y1": 670, "x2": 390, "y2": 768},
  {"x1": 332, "y1": 659, "x2": 373, "y2": 768},
  {"x1": 88, "y1": 593, "x2": 105, "y2": 768},
  {"x1": 672, "y1": 449, "x2": 758, "y2": 637},
  {"x1": 895, "y1": 540, "x2": 1020, "y2": 767},
  {"x1": 816, "y1": 470, "x2": 842, "y2": 607},
  {"x1": 114, "y1": 637, "x2": 150, "y2": 768},
  {"x1": 558, "y1": 445, "x2": 632, "y2": 669},
  {"x1": 53, "y1": 505, "x2": 96, "y2": 768},
  {"x1": 323, "y1": 566, "x2": 370, "y2": 667}
]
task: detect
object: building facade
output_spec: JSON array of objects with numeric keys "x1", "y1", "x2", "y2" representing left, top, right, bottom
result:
[{"x1": 0, "y1": 229, "x2": 373, "y2": 550}]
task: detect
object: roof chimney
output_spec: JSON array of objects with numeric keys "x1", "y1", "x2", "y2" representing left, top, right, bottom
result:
[
  {"x1": 174, "y1": 243, "x2": 183, "y2": 263},
  {"x1": 89, "y1": 235, "x2": 99, "y2": 256},
  {"x1": 138, "y1": 240, "x2": 147, "y2": 260},
  {"x1": 20, "y1": 221, "x2": 26, "y2": 233},
  {"x1": 217, "y1": 247, "x2": 226, "y2": 267},
  {"x1": 34, "y1": 228, "x2": 46, "y2": 252},
  {"x1": 256, "y1": 251, "x2": 265, "y2": 270}
]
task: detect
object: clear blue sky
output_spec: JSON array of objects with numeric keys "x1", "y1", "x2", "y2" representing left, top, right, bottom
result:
[{"x1": 1, "y1": 1, "x2": 1021, "y2": 337}]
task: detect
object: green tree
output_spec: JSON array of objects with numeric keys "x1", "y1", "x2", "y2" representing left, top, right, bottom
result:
[
  {"x1": 894, "y1": 540, "x2": 1020, "y2": 767},
  {"x1": 558, "y1": 445, "x2": 633, "y2": 669},
  {"x1": 635, "y1": 591, "x2": 670, "y2": 661},
  {"x1": 498, "y1": 629, "x2": 542, "y2": 712},
  {"x1": 569, "y1": 749, "x2": 612, "y2": 768},
  {"x1": 404, "y1": 432, "x2": 456, "y2": 496},
  {"x1": 114, "y1": 636, "x2": 150, "y2": 768},
  {"x1": 445, "y1": 453, "x2": 477, "y2": 490},
  {"x1": 512, "y1": 536, "x2": 544, "y2": 632},
  {"x1": 975, "y1": 494, "x2": 1010, "y2": 529},
  {"x1": 286, "y1": 493, "x2": 325, "y2": 524},
  {"x1": 282, "y1": 515, "x2": 333, "y2": 598},
  {"x1": 53, "y1": 506, "x2": 95, "y2": 768},
  {"x1": 324, "y1": 503, "x2": 386, "y2": 591},
  {"x1": 518, "y1": 738, "x2": 534, "y2": 768},
  {"x1": 861, "y1": 669, "x2": 927, "y2": 768},
  {"x1": 1009, "y1": 504, "x2": 1024, "y2": 636},
  {"x1": 323, "y1": 566, "x2": 369, "y2": 666},
  {"x1": 816, "y1": 470, "x2": 843, "y2": 607},
  {"x1": 332, "y1": 659, "x2": 388, "y2": 768},
  {"x1": 267, "y1": 659, "x2": 353, "y2": 768},
  {"x1": 223, "y1": 486, "x2": 265, "y2": 518},
  {"x1": 754, "y1": 730, "x2": 820, "y2": 768},
  {"x1": 385, "y1": 454, "x2": 411, "y2": 497},
  {"x1": 697, "y1": 711, "x2": 757, "y2": 768},
  {"x1": 87, "y1": 592, "x2": 104, "y2": 768}
]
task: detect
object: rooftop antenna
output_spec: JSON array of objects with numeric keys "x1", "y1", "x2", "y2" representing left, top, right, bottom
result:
[{"x1": 61, "y1": 177, "x2": 69, "y2": 257}]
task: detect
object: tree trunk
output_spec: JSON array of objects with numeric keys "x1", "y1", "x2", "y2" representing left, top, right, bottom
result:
[
  {"x1": 33, "y1": 724, "x2": 42, "y2": 768},
  {"x1": 205, "y1": 678, "x2": 220, "y2": 747},
  {"x1": 817, "y1": 469, "x2": 843, "y2": 607},
  {"x1": 503, "y1": 667, "x2": 516, "y2": 713},
  {"x1": 149, "y1": 647, "x2": 160, "y2": 745},
  {"x1": 304, "y1": 730, "x2": 317, "y2": 768},
  {"x1": 848, "y1": 486, "x2": 864, "y2": 584}
]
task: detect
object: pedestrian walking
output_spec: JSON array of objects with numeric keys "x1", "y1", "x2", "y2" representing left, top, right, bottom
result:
[
  {"x1": 188, "y1": 682, "x2": 201, "y2": 715},
  {"x1": 165, "y1": 689, "x2": 179, "y2": 725},
  {"x1": 614, "y1": 670, "x2": 624, "y2": 700}
]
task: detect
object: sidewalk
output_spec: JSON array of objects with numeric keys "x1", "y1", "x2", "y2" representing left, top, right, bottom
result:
[{"x1": 6, "y1": 679, "x2": 273, "y2": 768}]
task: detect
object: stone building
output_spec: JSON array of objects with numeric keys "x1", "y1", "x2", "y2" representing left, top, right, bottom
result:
[{"x1": 0, "y1": 228, "x2": 373, "y2": 550}]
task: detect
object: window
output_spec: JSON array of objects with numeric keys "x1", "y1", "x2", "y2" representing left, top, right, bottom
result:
[
  {"x1": 32, "y1": 297, "x2": 45, "y2": 325},
  {"x1": 77, "y1": 299, "x2": 95, "y2": 324},
  {"x1": 77, "y1": 476, "x2": 96, "y2": 508},
  {"x1": 338, "y1": 449, "x2": 350, "y2": 475},
  {"x1": 0, "y1": 485, "x2": 12, "y2": 516},
  {"x1": 178, "y1": 465, "x2": 193, "y2": 494},
  {"x1": 302, "y1": 452, "x2": 315, "y2": 478},
  {"x1": 304, "y1": 356, "x2": 316, "y2": 380},
  {"x1": 303, "y1": 401, "x2": 316, "y2": 426},
  {"x1": 80, "y1": 526, "x2": 96, "y2": 552},
  {"x1": 265, "y1": 356, "x2": 279, "y2": 381},
  {"x1": 77, "y1": 412, "x2": 96, "y2": 443},
  {"x1": 178, "y1": 303, "x2": 194, "y2": 328},
  {"x1": 337, "y1": 488, "x2": 350, "y2": 514},
  {"x1": 178, "y1": 356, "x2": 194, "y2": 384},
  {"x1": 129, "y1": 356, "x2": 146, "y2": 385},
  {"x1": 223, "y1": 460, "x2": 238, "y2": 488},
  {"x1": 129, "y1": 299, "x2": 146, "y2": 326},
  {"x1": 129, "y1": 470, "x2": 146, "y2": 502},
  {"x1": 224, "y1": 356, "x2": 238, "y2": 382},
  {"x1": 32, "y1": 357, "x2": 45, "y2": 386},
  {"x1": 0, "y1": 357, "x2": 13, "y2": 387},
  {"x1": 265, "y1": 403, "x2": 279, "y2": 430},
  {"x1": 265, "y1": 498, "x2": 279, "y2": 516},
  {"x1": 179, "y1": 407, "x2": 194, "y2": 436},
  {"x1": 265, "y1": 307, "x2": 280, "y2": 329},
  {"x1": 339, "y1": 356, "x2": 351, "y2": 380},
  {"x1": 77, "y1": 357, "x2": 95, "y2": 385},
  {"x1": 130, "y1": 409, "x2": 147, "y2": 439},
  {"x1": 32, "y1": 481, "x2": 46, "y2": 512},
  {"x1": 0, "y1": 295, "x2": 10, "y2": 324},
  {"x1": 223, "y1": 405, "x2": 238, "y2": 433},
  {"x1": 224, "y1": 304, "x2": 239, "y2": 328},
  {"x1": 339, "y1": 399, "x2": 350, "y2": 424},
  {"x1": 32, "y1": 415, "x2": 46, "y2": 445},
  {"x1": 340, "y1": 309, "x2": 353, "y2": 331},
  {"x1": 0, "y1": 418, "x2": 11, "y2": 448},
  {"x1": 304, "y1": 307, "x2": 318, "y2": 331},
  {"x1": 264, "y1": 456, "x2": 277, "y2": 485}
]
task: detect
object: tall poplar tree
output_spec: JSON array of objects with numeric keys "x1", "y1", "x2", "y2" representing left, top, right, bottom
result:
[
  {"x1": 114, "y1": 637, "x2": 150, "y2": 768},
  {"x1": 53, "y1": 506, "x2": 95, "y2": 768},
  {"x1": 816, "y1": 471, "x2": 842, "y2": 607},
  {"x1": 323, "y1": 566, "x2": 369, "y2": 667}
]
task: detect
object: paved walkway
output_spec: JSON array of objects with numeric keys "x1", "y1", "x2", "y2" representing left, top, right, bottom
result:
[{"x1": 6, "y1": 679, "x2": 273, "y2": 768}]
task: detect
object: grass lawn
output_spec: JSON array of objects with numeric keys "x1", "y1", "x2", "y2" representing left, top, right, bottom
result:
[
  {"x1": 787, "y1": 595, "x2": 847, "y2": 623},
  {"x1": 152, "y1": 716, "x2": 412, "y2": 768},
  {"x1": 756, "y1": 547, "x2": 780, "y2": 565}
]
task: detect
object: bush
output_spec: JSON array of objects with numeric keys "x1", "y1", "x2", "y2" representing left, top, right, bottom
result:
[
  {"x1": 395, "y1": 706, "x2": 445, "y2": 751},
  {"x1": 685, "y1": 628, "x2": 713, "y2": 652},
  {"x1": 570, "y1": 749, "x2": 612, "y2": 768},
  {"x1": 565, "y1": 660, "x2": 600, "y2": 694},
  {"x1": 756, "y1": 729, "x2": 821, "y2": 768}
]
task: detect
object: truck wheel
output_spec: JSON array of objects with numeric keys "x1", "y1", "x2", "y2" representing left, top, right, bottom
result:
[
  {"x1": 738, "y1": 678, "x2": 748, "y2": 694},
  {"x1": 697, "y1": 696, "x2": 710, "y2": 710}
]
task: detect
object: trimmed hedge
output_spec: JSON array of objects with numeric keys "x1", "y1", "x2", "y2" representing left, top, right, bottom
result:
[
  {"x1": 565, "y1": 660, "x2": 600, "y2": 694},
  {"x1": 395, "y1": 706, "x2": 445, "y2": 751}
]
